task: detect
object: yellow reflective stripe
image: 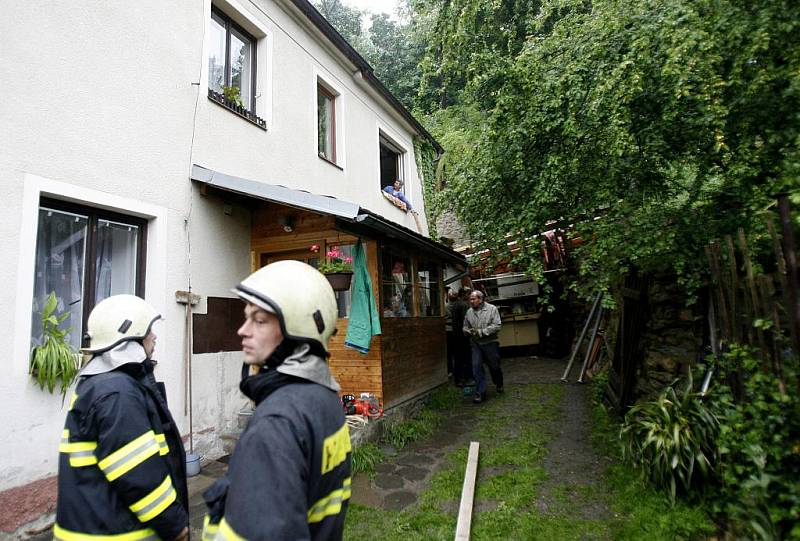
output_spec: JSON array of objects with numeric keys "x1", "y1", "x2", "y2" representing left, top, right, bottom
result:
[
  {"x1": 60, "y1": 433, "x2": 99, "y2": 467},
  {"x1": 202, "y1": 516, "x2": 219, "y2": 541},
  {"x1": 69, "y1": 393, "x2": 79, "y2": 410},
  {"x1": 98, "y1": 431, "x2": 159, "y2": 482},
  {"x1": 69, "y1": 453, "x2": 99, "y2": 467},
  {"x1": 307, "y1": 477, "x2": 352, "y2": 524},
  {"x1": 129, "y1": 475, "x2": 176, "y2": 522},
  {"x1": 53, "y1": 523, "x2": 157, "y2": 541},
  {"x1": 217, "y1": 518, "x2": 245, "y2": 541},
  {"x1": 60, "y1": 441, "x2": 98, "y2": 453},
  {"x1": 321, "y1": 422, "x2": 351, "y2": 474},
  {"x1": 154, "y1": 434, "x2": 169, "y2": 456}
]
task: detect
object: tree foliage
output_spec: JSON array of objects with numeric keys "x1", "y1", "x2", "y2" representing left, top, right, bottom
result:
[
  {"x1": 313, "y1": 0, "x2": 423, "y2": 110},
  {"x1": 414, "y1": 0, "x2": 800, "y2": 299}
]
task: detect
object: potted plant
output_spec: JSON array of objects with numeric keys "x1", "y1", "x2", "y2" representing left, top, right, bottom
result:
[
  {"x1": 314, "y1": 245, "x2": 353, "y2": 291},
  {"x1": 29, "y1": 292, "x2": 81, "y2": 399}
]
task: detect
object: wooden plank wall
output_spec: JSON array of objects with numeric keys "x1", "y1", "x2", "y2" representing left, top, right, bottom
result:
[
  {"x1": 251, "y1": 201, "x2": 384, "y2": 400},
  {"x1": 251, "y1": 202, "x2": 355, "y2": 259},
  {"x1": 381, "y1": 317, "x2": 447, "y2": 408},
  {"x1": 328, "y1": 319, "x2": 383, "y2": 399}
]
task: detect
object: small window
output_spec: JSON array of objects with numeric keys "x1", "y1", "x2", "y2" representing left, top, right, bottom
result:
[
  {"x1": 317, "y1": 84, "x2": 336, "y2": 163},
  {"x1": 417, "y1": 260, "x2": 441, "y2": 316},
  {"x1": 31, "y1": 200, "x2": 146, "y2": 350},
  {"x1": 379, "y1": 135, "x2": 404, "y2": 190},
  {"x1": 208, "y1": 7, "x2": 265, "y2": 128},
  {"x1": 381, "y1": 251, "x2": 413, "y2": 318}
]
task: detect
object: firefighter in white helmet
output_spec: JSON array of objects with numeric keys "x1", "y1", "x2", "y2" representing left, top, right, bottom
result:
[
  {"x1": 55, "y1": 295, "x2": 189, "y2": 541},
  {"x1": 203, "y1": 261, "x2": 351, "y2": 541}
]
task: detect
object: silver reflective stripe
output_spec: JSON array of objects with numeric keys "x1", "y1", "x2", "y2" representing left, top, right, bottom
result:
[
  {"x1": 101, "y1": 439, "x2": 156, "y2": 476},
  {"x1": 133, "y1": 485, "x2": 175, "y2": 520}
]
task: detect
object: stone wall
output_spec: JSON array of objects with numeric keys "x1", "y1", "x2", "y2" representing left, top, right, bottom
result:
[{"x1": 634, "y1": 275, "x2": 703, "y2": 400}]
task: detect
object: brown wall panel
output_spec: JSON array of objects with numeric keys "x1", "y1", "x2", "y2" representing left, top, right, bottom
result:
[
  {"x1": 380, "y1": 317, "x2": 447, "y2": 408},
  {"x1": 193, "y1": 297, "x2": 243, "y2": 354}
]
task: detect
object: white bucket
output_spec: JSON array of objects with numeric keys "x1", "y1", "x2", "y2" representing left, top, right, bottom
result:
[{"x1": 186, "y1": 453, "x2": 202, "y2": 477}]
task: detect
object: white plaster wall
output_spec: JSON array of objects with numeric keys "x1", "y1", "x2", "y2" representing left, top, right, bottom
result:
[
  {"x1": 0, "y1": 0, "x2": 434, "y2": 492},
  {"x1": 0, "y1": 1, "x2": 232, "y2": 490},
  {"x1": 192, "y1": 0, "x2": 429, "y2": 235}
]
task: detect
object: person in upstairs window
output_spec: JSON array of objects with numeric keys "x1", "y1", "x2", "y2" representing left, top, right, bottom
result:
[
  {"x1": 202, "y1": 261, "x2": 351, "y2": 541},
  {"x1": 463, "y1": 290, "x2": 504, "y2": 404},
  {"x1": 383, "y1": 179, "x2": 413, "y2": 210},
  {"x1": 55, "y1": 295, "x2": 189, "y2": 541}
]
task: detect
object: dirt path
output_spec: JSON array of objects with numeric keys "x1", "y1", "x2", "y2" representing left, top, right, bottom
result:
[{"x1": 350, "y1": 356, "x2": 612, "y2": 532}]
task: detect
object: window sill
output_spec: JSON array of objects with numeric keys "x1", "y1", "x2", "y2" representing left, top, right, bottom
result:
[
  {"x1": 208, "y1": 90, "x2": 267, "y2": 131},
  {"x1": 318, "y1": 154, "x2": 343, "y2": 170}
]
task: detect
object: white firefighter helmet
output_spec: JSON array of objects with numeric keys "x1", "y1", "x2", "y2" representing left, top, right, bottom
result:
[
  {"x1": 82, "y1": 295, "x2": 161, "y2": 354},
  {"x1": 233, "y1": 260, "x2": 338, "y2": 353}
]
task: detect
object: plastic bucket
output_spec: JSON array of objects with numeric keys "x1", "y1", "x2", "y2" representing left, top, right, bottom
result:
[{"x1": 186, "y1": 453, "x2": 202, "y2": 477}]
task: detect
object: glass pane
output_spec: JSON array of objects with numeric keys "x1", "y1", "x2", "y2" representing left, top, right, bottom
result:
[
  {"x1": 31, "y1": 208, "x2": 88, "y2": 350},
  {"x1": 317, "y1": 89, "x2": 334, "y2": 160},
  {"x1": 381, "y1": 251, "x2": 412, "y2": 317},
  {"x1": 95, "y1": 220, "x2": 139, "y2": 305},
  {"x1": 208, "y1": 14, "x2": 226, "y2": 93},
  {"x1": 230, "y1": 28, "x2": 253, "y2": 109},
  {"x1": 417, "y1": 261, "x2": 441, "y2": 317}
]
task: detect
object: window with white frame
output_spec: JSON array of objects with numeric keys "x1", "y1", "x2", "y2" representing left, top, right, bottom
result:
[
  {"x1": 30, "y1": 199, "x2": 146, "y2": 350},
  {"x1": 317, "y1": 83, "x2": 337, "y2": 163},
  {"x1": 379, "y1": 134, "x2": 404, "y2": 190},
  {"x1": 208, "y1": 6, "x2": 266, "y2": 129}
]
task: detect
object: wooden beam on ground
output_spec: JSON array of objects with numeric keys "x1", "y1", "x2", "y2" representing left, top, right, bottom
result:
[{"x1": 455, "y1": 441, "x2": 480, "y2": 541}]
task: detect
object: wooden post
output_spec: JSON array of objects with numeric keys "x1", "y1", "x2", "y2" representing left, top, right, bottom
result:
[
  {"x1": 455, "y1": 441, "x2": 480, "y2": 541},
  {"x1": 777, "y1": 194, "x2": 800, "y2": 391},
  {"x1": 738, "y1": 228, "x2": 768, "y2": 365},
  {"x1": 723, "y1": 237, "x2": 741, "y2": 344}
]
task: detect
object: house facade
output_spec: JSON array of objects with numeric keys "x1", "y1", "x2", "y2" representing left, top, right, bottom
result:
[{"x1": 0, "y1": 0, "x2": 464, "y2": 533}]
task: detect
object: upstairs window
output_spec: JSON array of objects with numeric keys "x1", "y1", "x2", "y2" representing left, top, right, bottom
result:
[
  {"x1": 317, "y1": 84, "x2": 337, "y2": 163},
  {"x1": 31, "y1": 199, "x2": 146, "y2": 350},
  {"x1": 208, "y1": 7, "x2": 265, "y2": 129},
  {"x1": 379, "y1": 134, "x2": 404, "y2": 190}
]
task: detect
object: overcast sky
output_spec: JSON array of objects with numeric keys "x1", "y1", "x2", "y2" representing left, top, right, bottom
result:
[{"x1": 341, "y1": 0, "x2": 402, "y2": 19}]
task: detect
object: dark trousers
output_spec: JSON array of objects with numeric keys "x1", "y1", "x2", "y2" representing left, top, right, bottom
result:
[
  {"x1": 447, "y1": 331, "x2": 470, "y2": 383},
  {"x1": 471, "y1": 341, "x2": 503, "y2": 395}
]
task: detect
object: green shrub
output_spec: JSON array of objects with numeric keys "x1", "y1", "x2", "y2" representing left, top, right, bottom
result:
[
  {"x1": 620, "y1": 377, "x2": 719, "y2": 503},
  {"x1": 709, "y1": 346, "x2": 800, "y2": 540}
]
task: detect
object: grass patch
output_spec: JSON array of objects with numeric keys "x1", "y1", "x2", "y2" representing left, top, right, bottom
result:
[
  {"x1": 381, "y1": 409, "x2": 439, "y2": 449},
  {"x1": 351, "y1": 442, "x2": 384, "y2": 477},
  {"x1": 345, "y1": 381, "x2": 565, "y2": 540}
]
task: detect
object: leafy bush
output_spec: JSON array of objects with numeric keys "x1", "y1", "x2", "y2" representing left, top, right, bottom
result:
[
  {"x1": 620, "y1": 378, "x2": 719, "y2": 503},
  {"x1": 351, "y1": 442, "x2": 384, "y2": 477},
  {"x1": 29, "y1": 292, "x2": 80, "y2": 398},
  {"x1": 709, "y1": 346, "x2": 800, "y2": 540}
]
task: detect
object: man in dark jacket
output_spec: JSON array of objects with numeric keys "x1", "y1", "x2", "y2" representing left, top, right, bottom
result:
[
  {"x1": 55, "y1": 295, "x2": 188, "y2": 541},
  {"x1": 445, "y1": 288, "x2": 469, "y2": 385},
  {"x1": 203, "y1": 260, "x2": 351, "y2": 541}
]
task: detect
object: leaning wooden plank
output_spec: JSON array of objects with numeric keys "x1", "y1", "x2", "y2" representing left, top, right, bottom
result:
[{"x1": 455, "y1": 441, "x2": 480, "y2": 541}]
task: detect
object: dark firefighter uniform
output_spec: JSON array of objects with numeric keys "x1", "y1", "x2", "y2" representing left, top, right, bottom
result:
[
  {"x1": 202, "y1": 370, "x2": 351, "y2": 541},
  {"x1": 55, "y1": 362, "x2": 189, "y2": 541}
]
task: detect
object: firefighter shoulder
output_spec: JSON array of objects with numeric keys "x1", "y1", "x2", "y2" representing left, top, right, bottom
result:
[
  {"x1": 202, "y1": 262, "x2": 352, "y2": 541},
  {"x1": 55, "y1": 295, "x2": 188, "y2": 541}
]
